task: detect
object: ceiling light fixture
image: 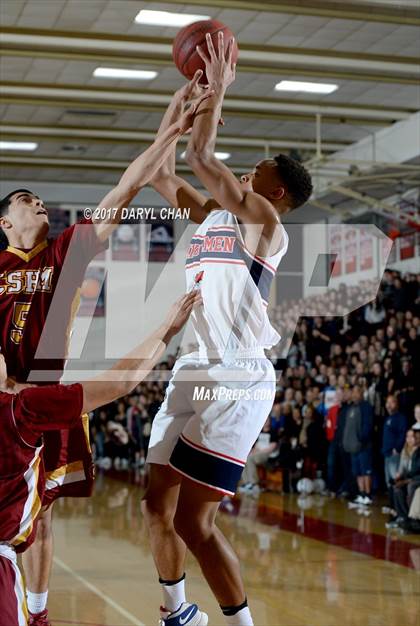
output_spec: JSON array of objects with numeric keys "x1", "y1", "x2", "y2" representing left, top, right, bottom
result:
[
  {"x1": 93, "y1": 67, "x2": 158, "y2": 80},
  {"x1": 180, "y1": 151, "x2": 231, "y2": 160},
  {"x1": 275, "y1": 80, "x2": 338, "y2": 94},
  {"x1": 135, "y1": 9, "x2": 210, "y2": 27},
  {"x1": 0, "y1": 141, "x2": 38, "y2": 151}
]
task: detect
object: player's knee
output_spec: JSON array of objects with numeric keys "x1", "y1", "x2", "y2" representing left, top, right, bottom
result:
[
  {"x1": 174, "y1": 512, "x2": 213, "y2": 549},
  {"x1": 141, "y1": 493, "x2": 174, "y2": 528}
]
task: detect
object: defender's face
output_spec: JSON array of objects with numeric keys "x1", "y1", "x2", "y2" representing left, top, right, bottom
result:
[
  {"x1": 2, "y1": 192, "x2": 49, "y2": 236},
  {"x1": 240, "y1": 159, "x2": 283, "y2": 199}
]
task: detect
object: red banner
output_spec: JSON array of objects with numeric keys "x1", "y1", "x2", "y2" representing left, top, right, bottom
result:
[
  {"x1": 329, "y1": 225, "x2": 342, "y2": 277},
  {"x1": 399, "y1": 234, "x2": 415, "y2": 260},
  {"x1": 344, "y1": 227, "x2": 357, "y2": 274}
]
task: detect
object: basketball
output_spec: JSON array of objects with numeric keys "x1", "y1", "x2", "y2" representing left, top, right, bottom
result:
[{"x1": 172, "y1": 19, "x2": 238, "y2": 82}]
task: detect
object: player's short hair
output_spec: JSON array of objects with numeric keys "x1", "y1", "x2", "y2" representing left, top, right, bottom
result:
[
  {"x1": 273, "y1": 154, "x2": 313, "y2": 210},
  {"x1": 0, "y1": 189, "x2": 34, "y2": 249},
  {"x1": 0, "y1": 189, "x2": 35, "y2": 217}
]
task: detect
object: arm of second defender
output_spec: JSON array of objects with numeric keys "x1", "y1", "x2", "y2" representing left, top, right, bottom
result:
[
  {"x1": 80, "y1": 290, "x2": 201, "y2": 413},
  {"x1": 93, "y1": 90, "x2": 214, "y2": 240},
  {"x1": 151, "y1": 71, "x2": 220, "y2": 223}
]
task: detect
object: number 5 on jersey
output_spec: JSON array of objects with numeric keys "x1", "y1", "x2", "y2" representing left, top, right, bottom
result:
[{"x1": 11, "y1": 302, "x2": 31, "y2": 344}]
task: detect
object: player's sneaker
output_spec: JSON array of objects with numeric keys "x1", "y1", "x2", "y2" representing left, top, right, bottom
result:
[
  {"x1": 159, "y1": 602, "x2": 208, "y2": 626},
  {"x1": 361, "y1": 495, "x2": 373, "y2": 505},
  {"x1": 28, "y1": 609, "x2": 51, "y2": 626}
]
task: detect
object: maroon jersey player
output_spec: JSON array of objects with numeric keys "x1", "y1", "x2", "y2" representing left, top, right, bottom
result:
[
  {"x1": 0, "y1": 215, "x2": 106, "y2": 383},
  {"x1": 0, "y1": 88, "x2": 211, "y2": 626},
  {"x1": 0, "y1": 289, "x2": 201, "y2": 626}
]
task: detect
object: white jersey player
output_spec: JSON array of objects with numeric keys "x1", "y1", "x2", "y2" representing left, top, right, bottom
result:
[{"x1": 143, "y1": 33, "x2": 313, "y2": 626}]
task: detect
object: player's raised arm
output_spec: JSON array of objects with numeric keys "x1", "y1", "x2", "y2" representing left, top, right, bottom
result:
[
  {"x1": 80, "y1": 289, "x2": 202, "y2": 413},
  {"x1": 185, "y1": 33, "x2": 279, "y2": 235},
  {"x1": 92, "y1": 90, "x2": 214, "y2": 241},
  {"x1": 149, "y1": 70, "x2": 220, "y2": 224}
]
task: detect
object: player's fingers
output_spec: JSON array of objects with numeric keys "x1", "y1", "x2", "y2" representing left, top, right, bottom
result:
[
  {"x1": 190, "y1": 69, "x2": 203, "y2": 89},
  {"x1": 206, "y1": 32, "x2": 217, "y2": 61},
  {"x1": 181, "y1": 290, "x2": 199, "y2": 306},
  {"x1": 232, "y1": 62, "x2": 237, "y2": 80},
  {"x1": 218, "y1": 31, "x2": 224, "y2": 60},
  {"x1": 185, "y1": 293, "x2": 203, "y2": 311},
  {"x1": 196, "y1": 45, "x2": 210, "y2": 65},
  {"x1": 226, "y1": 36, "x2": 234, "y2": 63},
  {"x1": 219, "y1": 117, "x2": 225, "y2": 126}
]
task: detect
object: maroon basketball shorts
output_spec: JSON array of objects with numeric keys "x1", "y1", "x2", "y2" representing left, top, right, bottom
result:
[
  {"x1": 42, "y1": 414, "x2": 95, "y2": 506},
  {"x1": 0, "y1": 545, "x2": 28, "y2": 626}
]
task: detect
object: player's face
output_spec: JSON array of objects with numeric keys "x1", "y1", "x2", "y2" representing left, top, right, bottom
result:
[
  {"x1": 240, "y1": 159, "x2": 284, "y2": 201},
  {"x1": 6, "y1": 192, "x2": 49, "y2": 236}
]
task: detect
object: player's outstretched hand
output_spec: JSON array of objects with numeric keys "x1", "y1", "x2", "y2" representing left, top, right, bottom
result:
[
  {"x1": 176, "y1": 69, "x2": 207, "y2": 102},
  {"x1": 177, "y1": 90, "x2": 215, "y2": 135},
  {"x1": 175, "y1": 70, "x2": 225, "y2": 127},
  {"x1": 163, "y1": 290, "x2": 203, "y2": 341},
  {"x1": 196, "y1": 31, "x2": 236, "y2": 90}
]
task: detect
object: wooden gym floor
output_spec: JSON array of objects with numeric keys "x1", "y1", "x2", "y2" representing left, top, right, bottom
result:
[{"x1": 36, "y1": 472, "x2": 419, "y2": 626}]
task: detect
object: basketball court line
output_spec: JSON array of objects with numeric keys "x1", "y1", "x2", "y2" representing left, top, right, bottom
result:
[{"x1": 53, "y1": 556, "x2": 145, "y2": 626}]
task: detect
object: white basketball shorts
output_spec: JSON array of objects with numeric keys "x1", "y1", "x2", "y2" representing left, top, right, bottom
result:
[{"x1": 147, "y1": 350, "x2": 276, "y2": 496}]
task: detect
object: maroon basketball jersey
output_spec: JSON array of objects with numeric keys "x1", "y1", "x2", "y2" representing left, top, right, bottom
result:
[
  {"x1": 0, "y1": 383, "x2": 83, "y2": 551},
  {"x1": 0, "y1": 219, "x2": 106, "y2": 383}
]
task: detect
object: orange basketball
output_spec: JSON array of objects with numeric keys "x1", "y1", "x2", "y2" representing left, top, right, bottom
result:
[{"x1": 172, "y1": 19, "x2": 238, "y2": 83}]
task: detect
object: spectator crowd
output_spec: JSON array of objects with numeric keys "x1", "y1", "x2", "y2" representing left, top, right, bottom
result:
[{"x1": 89, "y1": 269, "x2": 420, "y2": 532}]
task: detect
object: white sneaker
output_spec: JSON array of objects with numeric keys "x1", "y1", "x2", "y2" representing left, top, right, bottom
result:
[
  {"x1": 361, "y1": 496, "x2": 373, "y2": 505},
  {"x1": 238, "y1": 483, "x2": 253, "y2": 494},
  {"x1": 159, "y1": 603, "x2": 208, "y2": 626}
]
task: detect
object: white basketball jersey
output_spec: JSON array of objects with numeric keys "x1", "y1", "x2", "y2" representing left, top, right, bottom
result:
[{"x1": 185, "y1": 209, "x2": 289, "y2": 358}]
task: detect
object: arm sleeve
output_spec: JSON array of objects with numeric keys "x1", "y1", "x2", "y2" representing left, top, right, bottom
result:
[
  {"x1": 14, "y1": 383, "x2": 84, "y2": 436},
  {"x1": 53, "y1": 218, "x2": 108, "y2": 268}
]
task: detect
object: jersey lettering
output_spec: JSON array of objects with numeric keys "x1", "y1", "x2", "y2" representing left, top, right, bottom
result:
[
  {"x1": 186, "y1": 235, "x2": 236, "y2": 259},
  {"x1": 0, "y1": 267, "x2": 53, "y2": 296}
]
